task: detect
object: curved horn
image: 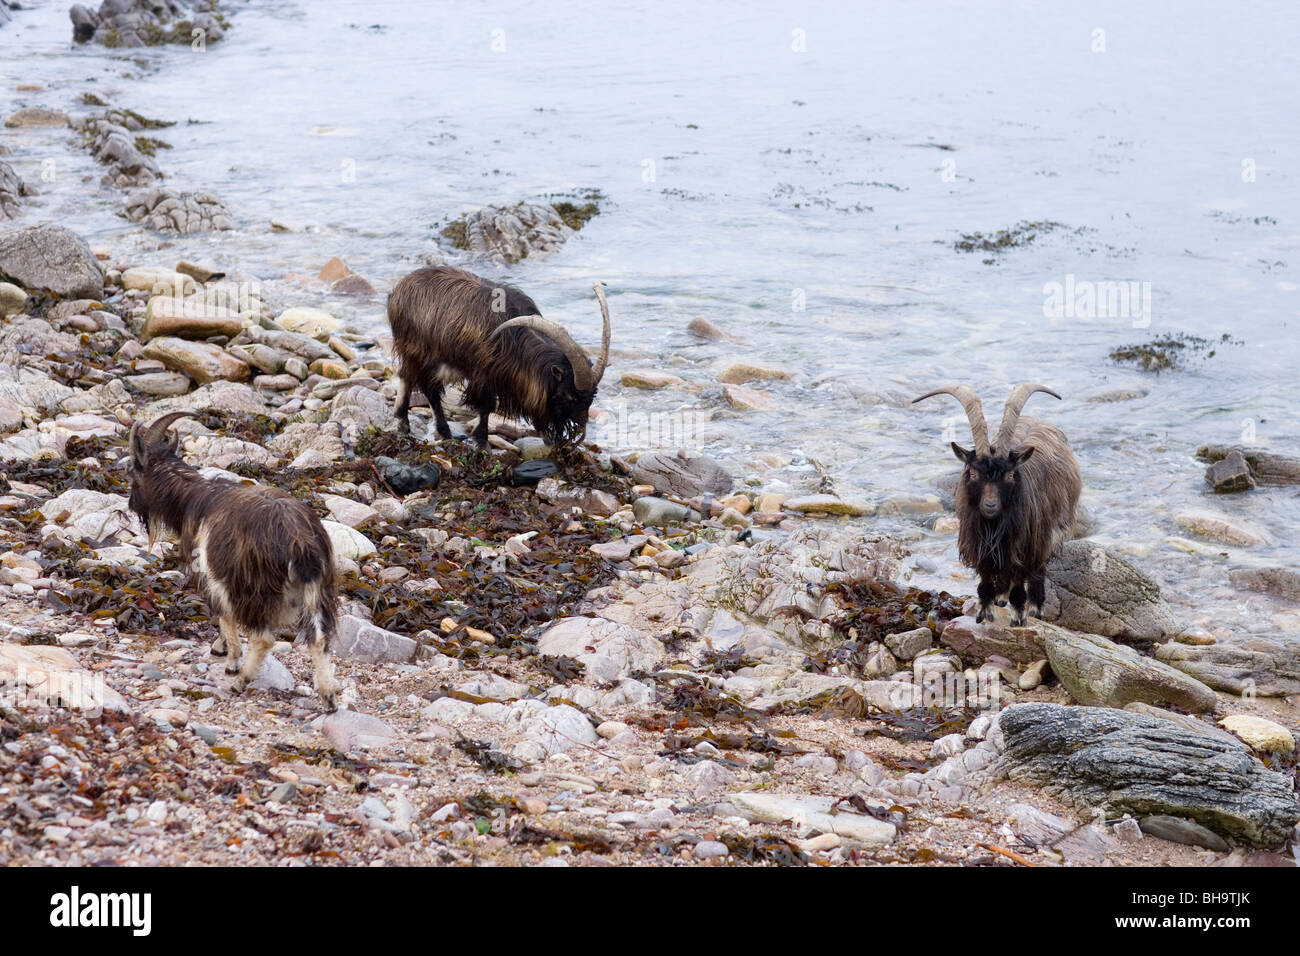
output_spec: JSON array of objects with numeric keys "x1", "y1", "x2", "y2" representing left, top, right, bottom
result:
[
  {"x1": 912, "y1": 385, "x2": 990, "y2": 455},
  {"x1": 591, "y1": 281, "x2": 611, "y2": 385},
  {"x1": 145, "y1": 411, "x2": 195, "y2": 443},
  {"x1": 993, "y1": 384, "x2": 1061, "y2": 453},
  {"x1": 492, "y1": 315, "x2": 596, "y2": 392}
]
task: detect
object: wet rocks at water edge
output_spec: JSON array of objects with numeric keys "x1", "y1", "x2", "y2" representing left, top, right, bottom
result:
[
  {"x1": 70, "y1": 0, "x2": 227, "y2": 47},
  {"x1": 1039, "y1": 538, "x2": 1178, "y2": 640},
  {"x1": 0, "y1": 161, "x2": 31, "y2": 220},
  {"x1": 628, "y1": 449, "x2": 733, "y2": 498},
  {"x1": 1204, "y1": 449, "x2": 1256, "y2": 493},
  {"x1": 124, "y1": 187, "x2": 234, "y2": 234},
  {"x1": 439, "y1": 198, "x2": 598, "y2": 264}
]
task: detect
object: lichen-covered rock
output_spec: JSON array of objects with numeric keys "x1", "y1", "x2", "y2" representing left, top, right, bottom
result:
[
  {"x1": 124, "y1": 187, "x2": 233, "y2": 234},
  {"x1": 0, "y1": 223, "x2": 104, "y2": 299},
  {"x1": 999, "y1": 702, "x2": 1300, "y2": 848},
  {"x1": 1041, "y1": 539, "x2": 1178, "y2": 640},
  {"x1": 1041, "y1": 623, "x2": 1216, "y2": 712}
]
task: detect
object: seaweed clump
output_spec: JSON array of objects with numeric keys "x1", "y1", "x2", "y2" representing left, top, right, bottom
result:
[{"x1": 1109, "y1": 332, "x2": 1243, "y2": 372}]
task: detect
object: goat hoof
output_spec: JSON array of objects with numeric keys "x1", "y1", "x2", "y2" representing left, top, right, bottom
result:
[
  {"x1": 995, "y1": 599, "x2": 1008, "y2": 608},
  {"x1": 975, "y1": 609, "x2": 988, "y2": 624},
  {"x1": 211, "y1": 644, "x2": 227, "y2": 658},
  {"x1": 1011, "y1": 614, "x2": 1027, "y2": 627},
  {"x1": 321, "y1": 693, "x2": 338, "y2": 714},
  {"x1": 225, "y1": 662, "x2": 241, "y2": 675}
]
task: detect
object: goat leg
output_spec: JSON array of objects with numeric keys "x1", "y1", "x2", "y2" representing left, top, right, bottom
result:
[
  {"x1": 1027, "y1": 573, "x2": 1047, "y2": 622},
  {"x1": 976, "y1": 578, "x2": 997, "y2": 624},
  {"x1": 218, "y1": 619, "x2": 242, "y2": 674},
  {"x1": 394, "y1": 378, "x2": 413, "y2": 434},
  {"x1": 231, "y1": 630, "x2": 274, "y2": 695},
  {"x1": 1008, "y1": 582, "x2": 1028, "y2": 627}
]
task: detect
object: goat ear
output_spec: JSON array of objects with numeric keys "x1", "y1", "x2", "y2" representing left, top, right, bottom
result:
[
  {"x1": 551, "y1": 364, "x2": 565, "y2": 383},
  {"x1": 1014, "y1": 445, "x2": 1035, "y2": 465},
  {"x1": 129, "y1": 423, "x2": 148, "y2": 469},
  {"x1": 950, "y1": 442, "x2": 973, "y2": 463}
]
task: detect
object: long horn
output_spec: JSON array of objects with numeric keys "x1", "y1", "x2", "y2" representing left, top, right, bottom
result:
[
  {"x1": 591, "y1": 280, "x2": 611, "y2": 385},
  {"x1": 145, "y1": 411, "x2": 195, "y2": 443},
  {"x1": 492, "y1": 315, "x2": 596, "y2": 392},
  {"x1": 912, "y1": 385, "x2": 990, "y2": 455},
  {"x1": 993, "y1": 384, "x2": 1061, "y2": 453}
]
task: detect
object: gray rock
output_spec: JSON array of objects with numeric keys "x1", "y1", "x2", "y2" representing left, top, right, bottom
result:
[
  {"x1": 0, "y1": 162, "x2": 31, "y2": 222},
  {"x1": 123, "y1": 187, "x2": 233, "y2": 234},
  {"x1": 728, "y1": 792, "x2": 896, "y2": 846},
  {"x1": 1139, "y1": 815, "x2": 1231, "y2": 851},
  {"x1": 1204, "y1": 450, "x2": 1257, "y2": 493},
  {"x1": 632, "y1": 496, "x2": 698, "y2": 525},
  {"x1": 1197, "y1": 445, "x2": 1300, "y2": 486},
  {"x1": 335, "y1": 615, "x2": 417, "y2": 663},
  {"x1": 1228, "y1": 567, "x2": 1300, "y2": 603},
  {"x1": 999, "y1": 703, "x2": 1300, "y2": 847},
  {"x1": 630, "y1": 449, "x2": 733, "y2": 498},
  {"x1": 693, "y1": 840, "x2": 729, "y2": 859},
  {"x1": 250, "y1": 655, "x2": 295, "y2": 693},
  {"x1": 885, "y1": 626, "x2": 933, "y2": 660},
  {"x1": 1041, "y1": 539, "x2": 1179, "y2": 640},
  {"x1": 442, "y1": 201, "x2": 579, "y2": 264},
  {"x1": 321, "y1": 710, "x2": 396, "y2": 751},
  {"x1": 1044, "y1": 624, "x2": 1215, "y2": 712},
  {"x1": 1154, "y1": 638, "x2": 1300, "y2": 697},
  {"x1": 0, "y1": 223, "x2": 104, "y2": 299}
]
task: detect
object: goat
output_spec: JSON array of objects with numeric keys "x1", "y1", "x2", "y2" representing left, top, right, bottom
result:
[
  {"x1": 913, "y1": 383, "x2": 1081, "y2": 627},
  {"x1": 126, "y1": 412, "x2": 339, "y2": 711},
  {"x1": 386, "y1": 266, "x2": 611, "y2": 448}
]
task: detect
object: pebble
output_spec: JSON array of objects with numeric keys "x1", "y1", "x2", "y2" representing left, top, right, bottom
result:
[
  {"x1": 597, "y1": 720, "x2": 628, "y2": 739},
  {"x1": 693, "y1": 840, "x2": 729, "y2": 859}
]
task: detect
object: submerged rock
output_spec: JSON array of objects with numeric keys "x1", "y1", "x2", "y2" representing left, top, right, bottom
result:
[
  {"x1": 1197, "y1": 444, "x2": 1300, "y2": 486},
  {"x1": 70, "y1": 0, "x2": 226, "y2": 48},
  {"x1": 999, "y1": 703, "x2": 1300, "y2": 848},
  {"x1": 124, "y1": 187, "x2": 233, "y2": 234},
  {"x1": 1205, "y1": 450, "x2": 1256, "y2": 493},
  {"x1": 1228, "y1": 566, "x2": 1300, "y2": 603},
  {"x1": 440, "y1": 201, "x2": 581, "y2": 264}
]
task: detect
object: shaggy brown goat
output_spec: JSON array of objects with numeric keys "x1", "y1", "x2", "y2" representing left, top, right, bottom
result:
[
  {"x1": 386, "y1": 266, "x2": 611, "y2": 447},
  {"x1": 127, "y1": 412, "x2": 339, "y2": 710},
  {"x1": 914, "y1": 383, "x2": 1081, "y2": 626}
]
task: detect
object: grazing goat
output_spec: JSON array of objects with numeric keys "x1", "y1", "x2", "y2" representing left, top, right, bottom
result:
[
  {"x1": 386, "y1": 266, "x2": 611, "y2": 447},
  {"x1": 913, "y1": 383, "x2": 1081, "y2": 627},
  {"x1": 127, "y1": 412, "x2": 339, "y2": 710}
]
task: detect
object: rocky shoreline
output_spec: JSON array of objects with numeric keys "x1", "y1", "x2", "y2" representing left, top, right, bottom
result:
[
  {"x1": 0, "y1": 63, "x2": 1298, "y2": 867},
  {"x1": 0, "y1": 220, "x2": 1294, "y2": 866}
]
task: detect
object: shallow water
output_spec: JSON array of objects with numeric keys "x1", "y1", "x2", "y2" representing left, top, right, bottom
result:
[{"x1": 2, "y1": 0, "x2": 1298, "y2": 632}]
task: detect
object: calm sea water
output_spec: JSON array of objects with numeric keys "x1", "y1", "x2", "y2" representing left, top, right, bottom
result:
[{"x1": 2, "y1": 0, "x2": 1298, "y2": 634}]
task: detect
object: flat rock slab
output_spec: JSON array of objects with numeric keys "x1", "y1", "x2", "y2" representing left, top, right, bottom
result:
[
  {"x1": 1042, "y1": 539, "x2": 1178, "y2": 640},
  {"x1": 727, "y1": 792, "x2": 896, "y2": 846},
  {"x1": 999, "y1": 702, "x2": 1300, "y2": 848},
  {"x1": 941, "y1": 615, "x2": 1045, "y2": 667},
  {"x1": 320, "y1": 710, "x2": 396, "y2": 752},
  {"x1": 335, "y1": 615, "x2": 417, "y2": 664},
  {"x1": 1154, "y1": 638, "x2": 1300, "y2": 697},
  {"x1": 1043, "y1": 623, "x2": 1216, "y2": 712}
]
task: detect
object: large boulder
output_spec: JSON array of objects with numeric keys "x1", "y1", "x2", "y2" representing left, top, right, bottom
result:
[
  {"x1": 0, "y1": 223, "x2": 104, "y2": 299},
  {"x1": 141, "y1": 336, "x2": 249, "y2": 384},
  {"x1": 441, "y1": 201, "x2": 578, "y2": 264},
  {"x1": 1042, "y1": 623, "x2": 1216, "y2": 712},
  {"x1": 1041, "y1": 539, "x2": 1178, "y2": 640},
  {"x1": 999, "y1": 703, "x2": 1300, "y2": 848}
]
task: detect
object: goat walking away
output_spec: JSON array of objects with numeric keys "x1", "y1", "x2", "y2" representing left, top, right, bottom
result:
[
  {"x1": 913, "y1": 383, "x2": 1081, "y2": 627},
  {"x1": 127, "y1": 412, "x2": 340, "y2": 711},
  {"x1": 386, "y1": 266, "x2": 611, "y2": 448}
]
